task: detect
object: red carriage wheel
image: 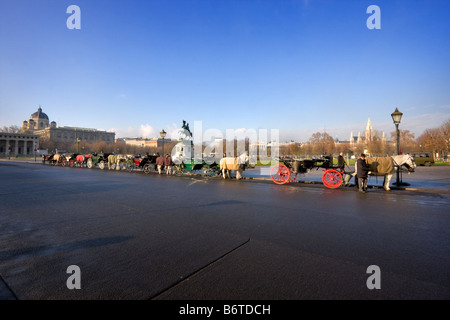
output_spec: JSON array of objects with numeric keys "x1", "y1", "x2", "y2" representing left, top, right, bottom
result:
[
  {"x1": 61, "y1": 158, "x2": 67, "y2": 167},
  {"x1": 322, "y1": 169, "x2": 343, "y2": 189},
  {"x1": 270, "y1": 164, "x2": 291, "y2": 185},
  {"x1": 288, "y1": 172, "x2": 297, "y2": 183}
]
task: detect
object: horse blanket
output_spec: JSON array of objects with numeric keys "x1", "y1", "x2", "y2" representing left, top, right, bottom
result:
[
  {"x1": 108, "y1": 154, "x2": 117, "y2": 165},
  {"x1": 366, "y1": 157, "x2": 395, "y2": 176},
  {"x1": 220, "y1": 157, "x2": 241, "y2": 171}
]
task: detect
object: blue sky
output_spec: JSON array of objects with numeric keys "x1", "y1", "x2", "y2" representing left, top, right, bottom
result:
[{"x1": 1, "y1": 0, "x2": 449, "y2": 142}]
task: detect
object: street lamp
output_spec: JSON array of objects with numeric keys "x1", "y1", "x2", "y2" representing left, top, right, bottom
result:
[
  {"x1": 391, "y1": 108, "x2": 403, "y2": 186},
  {"x1": 160, "y1": 129, "x2": 167, "y2": 155},
  {"x1": 77, "y1": 138, "x2": 81, "y2": 153}
]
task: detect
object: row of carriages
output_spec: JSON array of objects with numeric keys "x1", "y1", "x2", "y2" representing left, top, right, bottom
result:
[
  {"x1": 42, "y1": 153, "x2": 347, "y2": 188},
  {"x1": 42, "y1": 152, "x2": 222, "y2": 177}
]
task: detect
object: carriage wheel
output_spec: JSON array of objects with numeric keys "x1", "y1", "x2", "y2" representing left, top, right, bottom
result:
[
  {"x1": 270, "y1": 164, "x2": 291, "y2": 185},
  {"x1": 126, "y1": 162, "x2": 134, "y2": 172},
  {"x1": 174, "y1": 166, "x2": 184, "y2": 176},
  {"x1": 69, "y1": 160, "x2": 75, "y2": 168},
  {"x1": 99, "y1": 160, "x2": 105, "y2": 170},
  {"x1": 86, "y1": 158, "x2": 93, "y2": 169},
  {"x1": 202, "y1": 168, "x2": 215, "y2": 177},
  {"x1": 288, "y1": 172, "x2": 298, "y2": 183},
  {"x1": 322, "y1": 170, "x2": 343, "y2": 189},
  {"x1": 61, "y1": 158, "x2": 67, "y2": 167},
  {"x1": 143, "y1": 164, "x2": 151, "y2": 174}
]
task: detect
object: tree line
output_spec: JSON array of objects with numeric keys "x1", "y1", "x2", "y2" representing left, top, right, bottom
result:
[
  {"x1": 279, "y1": 119, "x2": 449, "y2": 159},
  {"x1": 2, "y1": 118, "x2": 449, "y2": 159}
]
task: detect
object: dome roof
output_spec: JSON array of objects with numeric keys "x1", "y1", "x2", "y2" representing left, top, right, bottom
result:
[{"x1": 31, "y1": 106, "x2": 49, "y2": 120}]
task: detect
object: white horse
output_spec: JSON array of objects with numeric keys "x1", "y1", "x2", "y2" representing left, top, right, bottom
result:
[
  {"x1": 107, "y1": 154, "x2": 129, "y2": 170},
  {"x1": 220, "y1": 152, "x2": 249, "y2": 180},
  {"x1": 344, "y1": 154, "x2": 416, "y2": 190}
]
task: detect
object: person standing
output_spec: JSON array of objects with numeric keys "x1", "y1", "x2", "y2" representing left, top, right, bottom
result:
[
  {"x1": 356, "y1": 153, "x2": 370, "y2": 192},
  {"x1": 164, "y1": 153, "x2": 173, "y2": 175},
  {"x1": 156, "y1": 154, "x2": 164, "y2": 174},
  {"x1": 337, "y1": 152, "x2": 346, "y2": 171}
]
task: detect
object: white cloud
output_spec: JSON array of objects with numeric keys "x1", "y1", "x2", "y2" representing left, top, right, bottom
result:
[
  {"x1": 166, "y1": 123, "x2": 181, "y2": 140},
  {"x1": 112, "y1": 123, "x2": 183, "y2": 139},
  {"x1": 140, "y1": 124, "x2": 156, "y2": 139}
]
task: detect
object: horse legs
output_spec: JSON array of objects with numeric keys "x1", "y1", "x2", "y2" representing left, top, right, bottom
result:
[
  {"x1": 343, "y1": 173, "x2": 354, "y2": 186},
  {"x1": 221, "y1": 168, "x2": 232, "y2": 179},
  {"x1": 384, "y1": 174, "x2": 392, "y2": 191},
  {"x1": 236, "y1": 169, "x2": 243, "y2": 180}
]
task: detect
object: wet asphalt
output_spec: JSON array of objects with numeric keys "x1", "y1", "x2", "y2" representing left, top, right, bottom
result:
[{"x1": 0, "y1": 160, "x2": 449, "y2": 300}]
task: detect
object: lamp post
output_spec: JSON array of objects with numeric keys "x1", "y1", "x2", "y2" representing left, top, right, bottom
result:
[
  {"x1": 160, "y1": 129, "x2": 167, "y2": 156},
  {"x1": 391, "y1": 108, "x2": 403, "y2": 186},
  {"x1": 77, "y1": 138, "x2": 81, "y2": 153}
]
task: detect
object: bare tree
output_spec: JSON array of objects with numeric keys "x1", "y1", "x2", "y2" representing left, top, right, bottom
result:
[
  {"x1": 1, "y1": 125, "x2": 21, "y2": 133},
  {"x1": 390, "y1": 129, "x2": 417, "y2": 154},
  {"x1": 309, "y1": 132, "x2": 335, "y2": 155},
  {"x1": 416, "y1": 118, "x2": 450, "y2": 159}
]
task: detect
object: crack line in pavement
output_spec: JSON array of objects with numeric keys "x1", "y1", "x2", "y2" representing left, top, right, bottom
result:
[
  {"x1": 0, "y1": 274, "x2": 19, "y2": 300},
  {"x1": 149, "y1": 237, "x2": 250, "y2": 300}
]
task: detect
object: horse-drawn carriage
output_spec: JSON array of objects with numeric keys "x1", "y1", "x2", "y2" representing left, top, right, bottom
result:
[
  {"x1": 172, "y1": 158, "x2": 221, "y2": 177},
  {"x1": 61, "y1": 153, "x2": 78, "y2": 167},
  {"x1": 46, "y1": 153, "x2": 66, "y2": 166},
  {"x1": 125, "y1": 154, "x2": 159, "y2": 173},
  {"x1": 42, "y1": 154, "x2": 55, "y2": 165},
  {"x1": 73, "y1": 154, "x2": 92, "y2": 167},
  {"x1": 270, "y1": 154, "x2": 416, "y2": 190},
  {"x1": 270, "y1": 155, "x2": 345, "y2": 188},
  {"x1": 43, "y1": 153, "x2": 90, "y2": 167},
  {"x1": 86, "y1": 153, "x2": 112, "y2": 169}
]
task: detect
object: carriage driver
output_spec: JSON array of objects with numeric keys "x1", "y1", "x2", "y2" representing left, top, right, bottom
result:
[
  {"x1": 337, "y1": 152, "x2": 346, "y2": 171},
  {"x1": 356, "y1": 153, "x2": 370, "y2": 192}
]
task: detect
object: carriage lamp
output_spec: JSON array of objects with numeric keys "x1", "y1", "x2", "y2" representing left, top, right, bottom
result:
[
  {"x1": 160, "y1": 129, "x2": 167, "y2": 155},
  {"x1": 391, "y1": 108, "x2": 403, "y2": 186},
  {"x1": 391, "y1": 108, "x2": 403, "y2": 125}
]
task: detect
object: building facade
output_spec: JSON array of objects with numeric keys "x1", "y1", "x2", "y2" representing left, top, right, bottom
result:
[
  {"x1": 118, "y1": 137, "x2": 171, "y2": 149},
  {"x1": 0, "y1": 132, "x2": 40, "y2": 156},
  {"x1": 22, "y1": 106, "x2": 115, "y2": 144}
]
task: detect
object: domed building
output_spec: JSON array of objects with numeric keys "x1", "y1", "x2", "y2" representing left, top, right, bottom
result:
[
  {"x1": 22, "y1": 106, "x2": 115, "y2": 147},
  {"x1": 22, "y1": 106, "x2": 57, "y2": 132}
]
